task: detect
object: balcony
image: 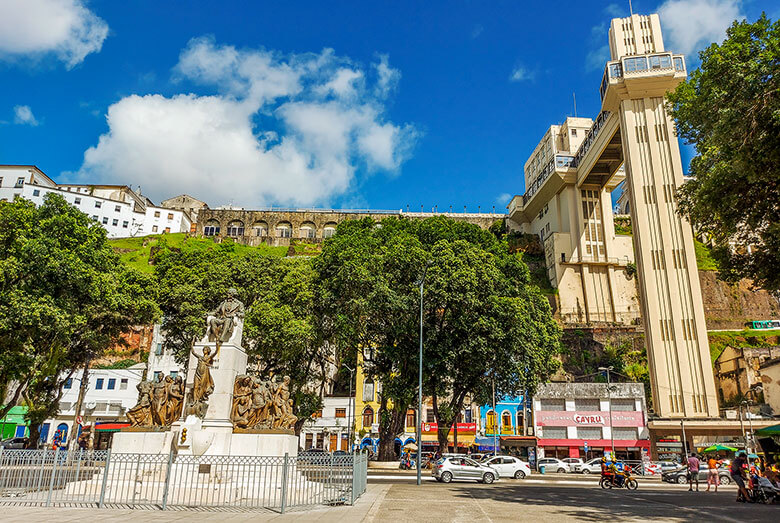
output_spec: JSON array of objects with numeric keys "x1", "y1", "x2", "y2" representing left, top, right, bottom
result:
[
  {"x1": 522, "y1": 154, "x2": 576, "y2": 206},
  {"x1": 600, "y1": 53, "x2": 686, "y2": 102}
]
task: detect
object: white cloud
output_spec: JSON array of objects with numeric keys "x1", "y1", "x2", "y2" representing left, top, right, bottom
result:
[
  {"x1": 496, "y1": 193, "x2": 511, "y2": 205},
  {"x1": 658, "y1": 0, "x2": 744, "y2": 57},
  {"x1": 13, "y1": 105, "x2": 39, "y2": 126},
  {"x1": 471, "y1": 25, "x2": 484, "y2": 39},
  {"x1": 604, "y1": 3, "x2": 625, "y2": 18},
  {"x1": 76, "y1": 39, "x2": 418, "y2": 207},
  {"x1": 509, "y1": 65, "x2": 534, "y2": 82},
  {"x1": 374, "y1": 54, "x2": 400, "y2": 99},
  {"x1": 0, "y1": 0, "x2": 108, "y2": 68}
]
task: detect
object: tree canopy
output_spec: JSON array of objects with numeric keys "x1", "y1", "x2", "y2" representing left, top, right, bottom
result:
[
  {"x1": 667, "y1": 14, "x2": 780, "y2": 290},
  {"x1": 0, "y1": 195, "x2": 158, "y2": 442},
  {"x1": 153, "y1": 242, "x2": 331, "y2": 429},
  {"x1": 315, "y1": 216, "x2": 561, "y2": 455}
]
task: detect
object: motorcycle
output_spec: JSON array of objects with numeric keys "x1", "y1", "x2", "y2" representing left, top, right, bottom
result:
[{"x1": 600, "y1": 465, "x2": 638, "y2": 490}]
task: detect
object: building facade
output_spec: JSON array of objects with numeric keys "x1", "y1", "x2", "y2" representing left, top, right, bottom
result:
[
  {"x1": 195, "y1": 208, "x2": 502, "y2": 247},
  {"x1": 533, "y1": 382, "x2": 650, "y2": 461},
  {"x1": 508, "y1": 14, "x2": 718, "y2": 418},
  {"x1": 0, "y1": 165, "x2": 192, "y2": 239},
  {"x1": 42, "y1": 364, "x2": 146, "y2": 448},
  {"x1": 299, "y1": 396, "x2": 353, "y2": 451},
  {"x1": 479, "y1": 395, "x2": 536, "y2": 460}
]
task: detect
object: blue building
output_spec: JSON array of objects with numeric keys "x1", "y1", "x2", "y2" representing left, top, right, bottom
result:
[{"x1": 479, "y1": 395, "x2": 536, "y2": 462}]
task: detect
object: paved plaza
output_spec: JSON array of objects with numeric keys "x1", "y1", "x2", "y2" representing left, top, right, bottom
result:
[{"x1": 2, "y1": 475, "x2": 777, "y2": 522}]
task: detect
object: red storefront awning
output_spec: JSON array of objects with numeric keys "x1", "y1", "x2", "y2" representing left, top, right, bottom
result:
[
  {"x1": 94, "y1": 423, "x2": 130, "y2": 432},
  {"x1": 537, "y1": 438, "x2": 650, "y2": 449}
]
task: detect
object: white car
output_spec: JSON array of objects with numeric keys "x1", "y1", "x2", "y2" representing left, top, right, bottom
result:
[
  {"x1": 562, "y1": 457, "x2": 584, "y2": 472},
  {"x1": 481, "y1": 455, "x2": 532, "y2": 479},
  {"x1": 536, "y1": 457, "x2": 569, "y2": 473},
  {"x1": 575, "y1": 457, "x2": 603, "y2": 474}
]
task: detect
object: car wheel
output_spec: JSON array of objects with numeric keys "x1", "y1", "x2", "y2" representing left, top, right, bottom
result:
[
  {"x1": 483, "y1": 472, "x2": 495, "y2": 484},
  {"x1": 677, "y1": 475, "x2": 687, "y2": 484},
  {"x1": 719, "y1": 475, "x2": 730, "y2": 485},
  {"x1": 441, "y1": 471, "x2": 453, "y2": 484},
  {"x1": 514, "y1": 470, "x2": 526, "y2": 479},
  {"x1": 557, "y1": 468, "x2": 566, "y2": 473},
  {"x1": 581, "y1": 469, "x2": 590, "y2": 474}
]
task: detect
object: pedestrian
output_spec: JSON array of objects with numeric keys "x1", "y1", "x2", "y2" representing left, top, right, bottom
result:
[
  {"x1": 730, "y1": 452, "x2": 750, "y2": 502},
  {"x1": 706, "y1": 454, "x2": 720, "y2": 492},
  {"x1": 687, "y1": 452, "x2": 700, "y2": 492}
]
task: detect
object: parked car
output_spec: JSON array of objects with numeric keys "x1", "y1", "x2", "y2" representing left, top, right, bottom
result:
[
  {"x1": 481, "y1": 455, "x2": 532, "y2": 479},
  {"x1": 432, "y1": 456, "x2": 501, "y2": 484},
  {"x1": 0, "y1": 437, "x2": 29, "y2": 449},
  {"x1": 662, "y1": 466, "x2": 732, "y2": 485},
  {"x1": 575, "y1": 457, "x2": 603, "y2": 474},
  {"x1": 656, "y1": 461, "x2": 685, "y2": 473},
  {"x1": 562, "y1": 457, "x2": 584, "y2": 472},
  {"x1": 536, "y1": 457, "x2": 569, "y2": 473}
]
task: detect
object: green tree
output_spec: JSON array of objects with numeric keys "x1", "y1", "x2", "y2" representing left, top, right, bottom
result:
[
  {"x1": 153, "y1": 245, "x2": 330, "y2": 431},
  {"x1": 667, "y1": 14, "x2": 780, "y2": 290},
  {"x1": 315, "y1": 216, "x2": 561, "y2": 457},
  {"x1": 0, "y1": 195, "x2": 158, "y2": 444}
]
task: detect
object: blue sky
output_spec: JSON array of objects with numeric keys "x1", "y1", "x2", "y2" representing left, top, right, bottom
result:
[{"x1": 0, "y1": 1, "x2": 773, "y2": 211}]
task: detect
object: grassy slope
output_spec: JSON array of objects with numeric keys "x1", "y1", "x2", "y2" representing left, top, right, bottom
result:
[
  {"x1": 694, "y1": 239, "x2": 719, "y2": 271},
  {"x1": 110, "y1": 233, "x2": 288, "y2": 273}
]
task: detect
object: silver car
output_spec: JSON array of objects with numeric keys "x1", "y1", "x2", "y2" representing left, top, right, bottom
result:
[{"x1": 432, "y1": 456, "x2": 500, "y2": 484}]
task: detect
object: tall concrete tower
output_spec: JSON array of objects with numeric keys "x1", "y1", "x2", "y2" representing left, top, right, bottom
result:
[{"x1": 598, "y1": 14, "x2": 719, "y2": 417}]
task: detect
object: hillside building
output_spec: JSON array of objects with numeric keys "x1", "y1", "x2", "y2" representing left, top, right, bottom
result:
[{"x1": 0, "y1": 165, "x2": 192, "y2": 238}]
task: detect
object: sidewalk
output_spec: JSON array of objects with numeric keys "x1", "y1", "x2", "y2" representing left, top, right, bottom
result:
[{"x1": 0, "y1": 484, "x2": 391, "y2": 523}]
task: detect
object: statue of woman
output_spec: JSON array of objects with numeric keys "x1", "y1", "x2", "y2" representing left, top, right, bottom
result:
[
  {"x1": 151, "y1": 375, "x2": 171, "y2": 426},
  {"x1": 191, "y1": 346, "x2": 217, "y2": 402},
  {"x1": 230, "y1": 375, "x2": 254, "y2": 428},
  {"x1": 165, "y1": 376, "x2": 185, "y2": 425}
]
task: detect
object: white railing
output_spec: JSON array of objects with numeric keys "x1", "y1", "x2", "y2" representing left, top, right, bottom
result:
[{"x1": 0, "y1": 448, "x2": 368, "y2": 513}]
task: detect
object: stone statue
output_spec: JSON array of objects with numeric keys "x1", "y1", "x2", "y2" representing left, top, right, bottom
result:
[
  {"x1": 127, "y1": 374, "x2": 186, "y2": 428},
  {"x1": 191, "y1": 346, "x2": 217, "y2": 403},
  {"x1": 206, "y1": 288, "x2": 245, "y2": 343},
  {"x1": 230, "y1": 375, "x2": 297, "y2": 431},
  {"x1": 127, "y1": 380, "x2": 153, "y2": 426}
]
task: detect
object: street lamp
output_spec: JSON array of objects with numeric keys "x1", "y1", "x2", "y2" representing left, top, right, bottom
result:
[
  {"x1": 598, "y1": 366, "x2": 615, "y2": 459},
  {"x1": 741, "y1": 400, "x2": 755, "y2": 454},
  {"x1": 416, "y1": 260, "x2": 433, "y2": 486},
  {"x1": 343, "y1": 364, "x2": 355, "y2": 455}
]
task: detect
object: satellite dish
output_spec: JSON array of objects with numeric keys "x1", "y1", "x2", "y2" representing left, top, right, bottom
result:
[{"x1": 85, "y1": 402, "x2": 97, "y2": 410}]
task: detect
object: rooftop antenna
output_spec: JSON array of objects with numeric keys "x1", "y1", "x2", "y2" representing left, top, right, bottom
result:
[
  {"x1": 573, "y1": 92, "x2": 577, "y2": 118},
  {"x1": 629, "y1": 0, "x2": 633, "y2": 15}
]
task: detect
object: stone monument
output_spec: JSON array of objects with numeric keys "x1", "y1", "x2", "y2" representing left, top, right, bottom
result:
[{"x1": 113, "y1": 289, "x2": 299, "y2": 457}]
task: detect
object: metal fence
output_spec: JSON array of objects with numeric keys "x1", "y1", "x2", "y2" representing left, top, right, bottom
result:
[{"x1": 0, "y1": 448, "x2": 368, "y2": 513}]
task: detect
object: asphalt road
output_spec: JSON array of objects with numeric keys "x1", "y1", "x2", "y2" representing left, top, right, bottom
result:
[{"x1": 366, "y1": 480, "x2": 779, "y2": 522}]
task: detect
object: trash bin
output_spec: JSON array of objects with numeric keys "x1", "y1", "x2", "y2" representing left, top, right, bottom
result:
[{"x1": 539, "y1": 465, "x2": 546, "y2": 474}]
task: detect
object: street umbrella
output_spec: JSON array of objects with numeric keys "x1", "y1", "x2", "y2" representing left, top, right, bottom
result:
[
  {"x1": 755, "y1": 424, "x2": 780, "y2": 437},
  {"x1": 702, "y1": 444, "x2": 738, "y2": 452},
  {"x1": 403, "y1": 442, "x2": 418, "y2": 451}
]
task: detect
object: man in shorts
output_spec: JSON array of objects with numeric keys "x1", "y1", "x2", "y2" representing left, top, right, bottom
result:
[
  {"x1": 730, "y1": 452, "x2": 750, "y2": 502},
  {"x1": 687, "y1": 453, "x2": 700, "y2": 492}
]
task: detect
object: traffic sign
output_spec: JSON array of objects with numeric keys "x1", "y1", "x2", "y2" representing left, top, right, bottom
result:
[
  {"x1": 584, "y1": 441, "x2": 589, "y2": 452},
  {"x1": 76, "y1": 415, "x2": 84, "y2": 425}
]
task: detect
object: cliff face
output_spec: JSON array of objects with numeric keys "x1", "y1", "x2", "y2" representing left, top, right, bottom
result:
[{"x1": 700, "y1": 271, "x2": 780, "y2": 330}]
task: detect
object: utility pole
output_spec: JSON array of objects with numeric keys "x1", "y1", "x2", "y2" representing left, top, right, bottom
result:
[
  {"x1": 681, "y1": 420, "x2": 688, "y2": 462},
  {"x1": 416, "y1": 261, "x2": 432, "y2": 486},
  {"x1": 492, "y1": 377, "x2": 497, "y2": 457},
  {"x1": 599, "y1": 366, "x2": 614, "y2": 458},
  {"x1": 739, "y1": 403, "x2": 746, "y2": 453},
  {"x1": 344, "y1": 364, "x2": 355, "y2": 454},
  {"x1": 71, "y1": 366, "x2": 91, "y2": 448},
  {"x1": 742, "y1": 401, "x2": 755, "y2": 454}
]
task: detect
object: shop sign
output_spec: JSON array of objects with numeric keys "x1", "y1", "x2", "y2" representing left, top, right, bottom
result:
[
  {"x1": 422, "y1": 422, "x2": 477, "y2": 433},
  {"x1": 574, "y1": 414, "x2": 604, "y2": 425}
]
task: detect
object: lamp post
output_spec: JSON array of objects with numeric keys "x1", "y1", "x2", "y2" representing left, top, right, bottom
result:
[
  {"x1": 741, "y1": 400, "x2": 755, "y2": 454},
  {"x1": 599, "y1": 366, "x2": 614, "y2": 459},
  {"x1": 416, "y1": 260, "x2": 432, "y2": 486},
  {"x1": 344, "y1": 364, "x2": 355, "y2": 455}
]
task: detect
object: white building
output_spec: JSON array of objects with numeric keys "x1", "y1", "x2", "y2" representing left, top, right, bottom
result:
[
  {"x1": 0, "y1": 165, "x2": 192, "y2": 238},
  {"x1": 42, "y1": 364, "x2": 146, "y2": 448},
  {"x1": 299, "y1": 396, "x2": 353, "y2": 452},
  {"x1": 147, "y1": 324, "x2": 186, "y2": 380}
]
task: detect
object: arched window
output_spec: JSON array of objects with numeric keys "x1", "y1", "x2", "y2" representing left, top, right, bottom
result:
[
  {"x1": 516, "y1": 411, "x2": 525, "y2": 435},
  {"x1": 276, "y1": 221, "x2": 292, "y2": 238},
  {"x1": 486, "y1": 410, "x2": 497, "y2": 433},
  {"x1": 406, "y1": 409, "x2": 416, "y2": 428},
  {"x1": 299, "y1": 222, "x2": 316, "y2": 239},
  {"x1": 501, "y1": 411, "x2": 512, "y2": 432},
  {"x1": 323, "y1": 222, "x2": 337, "y2": 238},
  {"x1": 362, "y1": 379, "x2": 375, "y2": 402},
  {"x1": 252, "y1": 221, "x2": 268, "y2": 237},
  {"x1": 226, "y1": 220, "x2": 244, "y2": 237},
  {"x1": 203, "y1": 219, "x2": 220, "y2": 236},
  {"x1": 362, "y1": 406, "x2": 374, "y2": 428}
]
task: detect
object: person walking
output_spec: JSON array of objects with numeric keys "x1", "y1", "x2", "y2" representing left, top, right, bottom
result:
[
  {"x1": 687, "y1": 453, "x2": 701, "y2": 492},
  {"x1": 706, "y1": 454, "x2": 720, "y2": 492},
  {"x1": 730, "y1": 452, "x2": 750, "y2": 502}
]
